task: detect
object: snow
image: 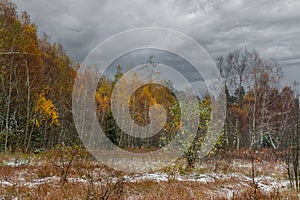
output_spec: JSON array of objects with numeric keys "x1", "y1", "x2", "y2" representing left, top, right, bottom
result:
[
  {"x1": 0, "y1": 172, "x2": 292, "y2": 200},
  {"x1": 0, "y1": 159, "x2": 293, "y2": 200},
  {"x1": 67, "y1": 177, "x2": 88, "y2": 184},
  {"x1": 0, "y1": 180, "x2": 13, "y2": 187},
  {"x1": 2, "y1": 159, "x2": 31, "y2": 167},
  {"x1": 24, "y1": 176, "x2": 60, "y2": 188},
  {"x1": 125, "y1": 173, "x2": 169, "y2": 182}
]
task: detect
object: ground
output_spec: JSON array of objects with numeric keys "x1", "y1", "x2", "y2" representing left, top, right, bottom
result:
[{"x1": 0, "y1": 148, "x2": 299, "y2": 199}]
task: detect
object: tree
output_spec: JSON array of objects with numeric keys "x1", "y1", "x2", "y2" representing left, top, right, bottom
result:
[
  {"x1": 217, "y1": 48, "x2": 253, "y2": 149},
  {"x1": 245, "y1": 53, "x2": 282, "y2": 149},
  {"x1": 0, "y1": 0, "x2": 77, "y2": 151},
  {"x1": 218, "y1": 48, "x2": 297, "y2": 151}
]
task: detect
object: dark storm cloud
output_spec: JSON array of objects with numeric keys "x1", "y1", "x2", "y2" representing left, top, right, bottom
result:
[{"x1": 12, "y1": 0, "x2": 300, "y2": 88}]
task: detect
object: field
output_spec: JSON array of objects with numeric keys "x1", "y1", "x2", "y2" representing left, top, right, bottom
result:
[{"x1": 0, "y1": 148, "x2": 299, "y2": 200}]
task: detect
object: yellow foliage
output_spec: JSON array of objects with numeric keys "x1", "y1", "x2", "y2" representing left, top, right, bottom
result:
[
  {"x1": 34, "y1": 94, "x2": 60, "y2": 126},
  {"x1": 35, "y1": 119, "x2": 40, "y2": 127},
  {"x1": 95, "y1": 93, "x2": 111, "y2": 113}
]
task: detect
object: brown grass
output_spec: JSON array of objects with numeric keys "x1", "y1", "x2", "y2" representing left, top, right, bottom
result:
[{"x1": 0, "y1": 148, "x2": 298, "y2": 200}]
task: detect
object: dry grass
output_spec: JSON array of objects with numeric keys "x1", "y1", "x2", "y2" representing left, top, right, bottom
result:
[
  {"x1": 125, "y1": 180, "x2": 298, "y2": 200},
  {"x1": 0, "y1": 148, "x2": 299, "y2": 199}
]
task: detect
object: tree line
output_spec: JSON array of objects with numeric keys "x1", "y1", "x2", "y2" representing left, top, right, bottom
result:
[
  {"x1": 217, "y1": 49, "x2": 299, "y2": 150},
  {"x1": 0, "y1": 0, "x2": 77, "y2": 152},
  {"x1": 1, "y1": 0, "x2": 299, "y2": 158}
]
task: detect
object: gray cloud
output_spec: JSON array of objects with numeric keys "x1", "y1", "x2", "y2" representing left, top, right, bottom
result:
[{"x1": 12, "y1": 0, "x2": 300, "y2": 89}]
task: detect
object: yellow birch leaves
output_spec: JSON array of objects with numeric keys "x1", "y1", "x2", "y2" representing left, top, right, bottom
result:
[{"x1": 34, "y1": 94, "x2": 59, "y2": 126}]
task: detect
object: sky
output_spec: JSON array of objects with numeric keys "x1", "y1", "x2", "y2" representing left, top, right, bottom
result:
[{"x1": 11, "y1": 0, "x2": 300, "y2": 91}]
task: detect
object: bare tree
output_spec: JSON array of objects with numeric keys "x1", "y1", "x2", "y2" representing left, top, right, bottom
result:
[{"x1": 217, "y1": 48, "x2": 253, "y2": 149}]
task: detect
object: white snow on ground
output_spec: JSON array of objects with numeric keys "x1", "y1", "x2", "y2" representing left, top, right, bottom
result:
[
  {"x1": 67, "y1": 177, "x2": 88, "y2": 184},
  {"x1": 0, "y1": 172, "x2": 291, "y2": 192},
  {"x1": 125, "y1": 173, "x2": 169, "y2": 182},
  {"x1": 22, "y1": 177, "x2": 91, "y2": 188},
  {"x1": 0, "y1": 159, "x2": 293, "y2": 199},
  {"x1": 23, "y1": 176, "x2": 60, "y2": 188},
  {"x1": 177, "y1": 174, "x2": 215, "y2": 183},
  {"x1": 2, "y1": 159, "x2": 31, "y2": 167},
  {"x1": 255, "y1": 176, "x2": 290, "y2": 192},
  {"x1": 0, "y1": 172, "x2": 293, "y2": 200},
  {"x1": 0, "y1": 180, "x2": 14, "y2": 187},
  {"x1": 124, "y1": 172, "x2": 292, "y2": 197}
]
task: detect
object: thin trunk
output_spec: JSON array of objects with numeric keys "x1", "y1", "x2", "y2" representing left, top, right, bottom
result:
[
  {"x1": 24, "y1": 54, "x2": 31, "y2": 151},
  {"x1": 4, "y1": 60, "x2": 13, "y2": 152},
  {"x1": 26, "y1": 119, "x2": 35, "y2": 152}
]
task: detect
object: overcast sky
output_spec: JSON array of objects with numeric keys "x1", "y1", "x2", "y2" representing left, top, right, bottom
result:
[{"x1": 11, "y1": 0, "x2": 300, "y2": 91}]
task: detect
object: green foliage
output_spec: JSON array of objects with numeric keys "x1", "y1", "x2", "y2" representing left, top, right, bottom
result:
[
  {"x1": 164, "y1": 97, "x2": 216, "y2": 167},
  {"x1": 103, "y1": 111, "x2": 121, "y2": 146}
]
